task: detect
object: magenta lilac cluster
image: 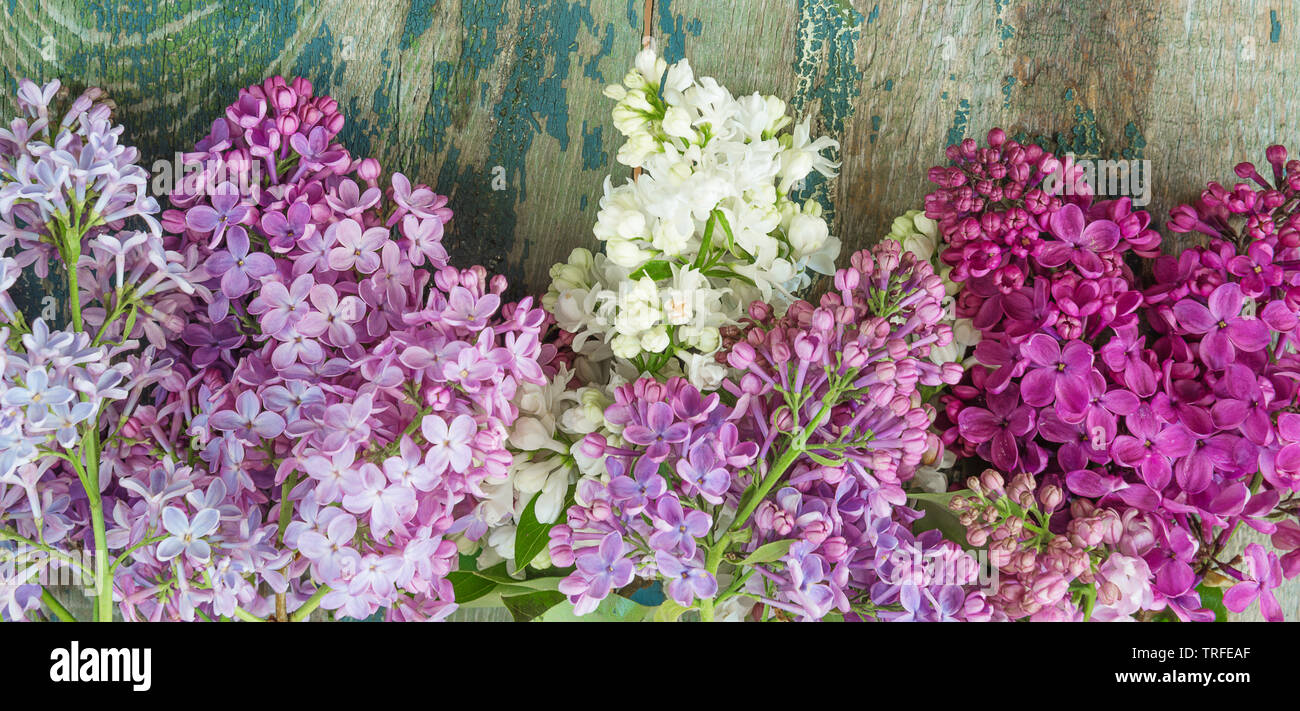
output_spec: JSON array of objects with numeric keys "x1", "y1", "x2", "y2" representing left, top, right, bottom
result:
[{"x1": 931, "y1": 130, "x2": 1300, "y2": 621}]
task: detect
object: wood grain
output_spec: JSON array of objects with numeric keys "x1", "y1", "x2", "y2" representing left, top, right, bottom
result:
[{"x1": 3, "y1": 0, "x2": 1299, "y2": 619}]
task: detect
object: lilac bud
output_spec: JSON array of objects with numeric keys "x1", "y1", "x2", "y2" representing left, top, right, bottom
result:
[
  {"x1": 1038, "y1": 484, "x2": 1063, "y2": 511},
  {"x1": 578, "y1": 432, "x2": 607, "y2": 458},
  {"x1": 979, "y1": 469, "x2": 1004, "y2": 495}
]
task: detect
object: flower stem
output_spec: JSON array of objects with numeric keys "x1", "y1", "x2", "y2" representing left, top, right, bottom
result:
[
  {"x1": 699, "y1": 396, "x2": 836, "y2": 621},
  {"x1": 289, "y1": 586, "x2": 330, "y2": 622},
  {"x1": 41, "y1": 587, "x2": 77, "y2": 622}
]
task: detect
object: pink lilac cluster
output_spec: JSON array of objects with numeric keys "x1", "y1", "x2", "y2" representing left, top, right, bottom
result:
[
  {"x1": 134, "y1": 76, "x2": 547, "y2": 621},
  {"x1": 0, "y1": 80, "x2": 206, "y2": 621},
  {"x1": 720, "y1": 241, "x2": 983, "y2": 620},
  {"x1": 1144, "y1": 145, "x2": 1300, "y2": 619},
  {"x1": 548, "y1": 377, "x2": 757, "y2": 614},
  {"x1": 950, "y1": 469, "x2": 1161, "y2": 621}
]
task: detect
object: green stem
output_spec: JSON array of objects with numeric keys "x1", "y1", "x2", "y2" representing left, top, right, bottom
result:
[
  {"x1": 41, "y1": 587, "x2": 77, "y2": 622},
  {"x1": 289, "y1": 586, "x2": 330, "y2": 622},
  {"x1": 699, "y1": 399, "x2": 837, "y2": 621},
  {"x1": 110, "y1": 534, "x2": 166, "y2": 572},
  {"x1": 232, "y1": 606, "x2": 264, "y2": 623},
  {"x1": 277, "y1": 472, "x2": 299, "y2": 545}
]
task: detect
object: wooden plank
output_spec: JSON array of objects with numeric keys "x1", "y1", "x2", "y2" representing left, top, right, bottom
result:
[{"x1": 0, "y1": 0, "x2": 642, "y2": 298}]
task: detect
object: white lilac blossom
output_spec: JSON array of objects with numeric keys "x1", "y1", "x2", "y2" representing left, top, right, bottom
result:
[{"x1": 544, "y1": 46, "x2": 841, "y2": 379}]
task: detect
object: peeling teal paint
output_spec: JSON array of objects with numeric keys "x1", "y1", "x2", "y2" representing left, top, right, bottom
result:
[
  {"x1": 869, "y1": 114, "x2": 881, "y2": 144},
  {"x1": 581, "y1": 120, "x2": 607, "y2": 170},
  {"x1": 580, "y1": 194, "x2": 589, "y2": 211},
  {"x1": 1120, "y1": 122, "x2": 1147, "y2": 160},
  {"x1": 1271, "y1": 10, "x2": 1282, "y2": 42},
  {"x1": 400, "y1": 0, "x2": 438, "y2": 50},
  {"x1": 1055, "y1": 102, "x2": 1102, "y2": 157},
  {"x1": 627, "y1": 0, "x2": 640, "y2": 29},
  {"x1": 866, "y1": 4, "x2": 879, "y2": 23},
  {"x1": 789, "y1": 0, "x2": 865, "y2": 215},
  {"x1": 883, "y1": 78, "x2": 893, "y2": 91},
  {"x1": 1001, "y1": 75, "x2": 1016, "y2": 108},
  {"x1": 992, "y1": 0, "x2": 1015, "y2": 49},
  {"x1": 657, "y1": 0, "x2": 703, "y2": 63},
  {"x1": 584, "y1": 23, "x2": 616, "y2": 82},
  {"x1": 946, "y1": 99, "x2": 971, "y2": 146}
]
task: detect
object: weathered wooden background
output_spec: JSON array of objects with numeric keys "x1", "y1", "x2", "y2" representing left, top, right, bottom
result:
[{"x1": 3, "y1": 0, "x2": 1298, "y2": 619}]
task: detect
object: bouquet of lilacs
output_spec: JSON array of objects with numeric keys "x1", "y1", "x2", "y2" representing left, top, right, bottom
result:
[
  {"x1": 929, "y1": 129, "x2": 1300, "y2": 621},
  {"x1": 0, "y1": 80, "x2": 206, "y2": 621}
]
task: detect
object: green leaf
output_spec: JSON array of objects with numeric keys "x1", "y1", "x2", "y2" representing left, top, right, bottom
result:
[
  {"x1": 650, "y1": 599, "x2": 695, "y2": 622},
  {"x1": 909, "y1": 498, "x2": 971, "y2": 549},
  {"x1": 692, "y1": 212, "x2": 717, "y2": 269},
  {"x1": 514, "y1": 491, "x2": 554, "y2": 569},
  {"x1": 536, "y1": 594, "x2": 652, "y2": 622},
  {"x1": 905, "y1": 489, "x2": 969, "y2": 505},
  {"x1": 738, "y1": 539, "x2": 795, "y2": 566},
  {"x1": 629, "y1": 260, "x2": 673, "y2": 282},
  {"x1": 804, "y1": 450, "x2": 845, "y2": 467},
  {"x1": 501, "y1": 590, "x2": 568, "y2": 622},
  {"x1": 447, "y1": 571, "x2": 497, "y2": 603},
  {"x1": 1196, "y1": 583, "x2": 1229, "y2": 623},
  {"x1": 714, "y1": 210, "x2": 736, "y2": 253}
]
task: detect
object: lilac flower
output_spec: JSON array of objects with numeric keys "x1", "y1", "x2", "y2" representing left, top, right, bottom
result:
[
  {"x1": 389, "y1": 172, "x2": 451, "y2": 224},
  {"x1": 1036, "y1": 203, "x2": 1121, "y2": 277},
  {"x1": 421, "y1": 414, "x2": 476, "y2": 474},
  {"x1": 326, "y1": 218, "x2": 387, "y2": 274},
  {"x1": 648, "y1": 496, "x2": 711, "y2": 556},
  {"x1": 288, "y1": 125, "x2": 346, "y2": 174},
  {"x1": 675, "y1": 441, "x2": 730, "y2": 504},
  {"x1": 270, "y1": 325, "x2": 324, "y2": 370},
  {"x1": 558, "y1": 532, "x2": 635, "y2": 616},
  {"x1": 156, "y1": 507, "x2": 221, "y2": 562},
  {"x1": 1111, "y1": 406, "x2": 1194, "y2": 490},
  {"x1": 441, "y1": 286, "x2": 501, "y2": 330},
  {"x1": 782, "y1": 549, "x2": 836, "y2": 619},
  {"x1": 206, "y1": 225, "x2": 275, "y2": 298},
  {"x1": 442, "y1": 348, "x2": 498, "y2": 392},
  {"x1": 956, "y1": 384, "x2": 1035, "y2": 472},
  {"x1": 608, "y1": 468, "x2": 667, "y2": 514},
  {"x1": 401, "y1": 215, "x2": 447, "y2": 267},
  {"x1": 247, "y1": 273, "x2": 315, "y2": 336},
  {"x1": 180, "y1": 320, "x2": 245, "y2": 368},
  {"x1": 1171, "y1": 282, "x2": 1270, "y2": 368},
  {"x1": 1018, "y1": 334, "x2": 1093, "y2": 407},
  {"x1": 184, "y1": 182, "x2": 248, "y2": 247},
  {"x1": 3, "y1": 367, "x2": 73, "y2": 423},
  {"x1": 260, "y1": 200, "x2": 315, "y2": 252},
  {"x1": 1223, "y1": 543, "x2": 1284, "y2": 622},
  {"x1": 209, "y1": 391, "x2": 286, "y2": 443},
  {"x1": 341, "y1": 463, "x2": 416, "y2": 538},
  {"x1": 301, "y1": 448, "x2": 357, "y2": 503},
  {"x1": 623, "y1": 401, "x2": 691, "y2": 461},
  {"x1": 656, "y1": 553, "x2": 718, "y2": 607}
]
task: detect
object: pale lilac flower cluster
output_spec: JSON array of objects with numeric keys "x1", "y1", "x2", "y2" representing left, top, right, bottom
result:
[
  {"x1": 0, "y1": 80, "x2": 205, "y2": 621},
  {"x1": 129, "y1": 76, "x2": 547, "y2": 621},
  {"x1": 715, "y1": 241, "x2": 978, "y2": 620}
]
